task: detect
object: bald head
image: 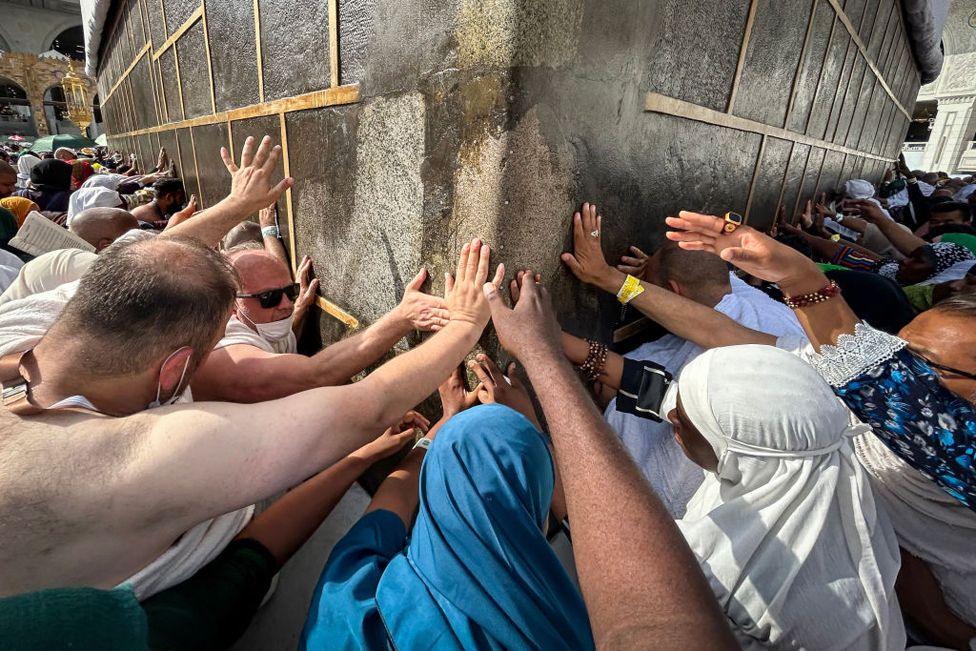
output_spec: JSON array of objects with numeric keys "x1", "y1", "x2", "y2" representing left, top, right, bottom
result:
[
  {"x1": 69, "y1": 207, "x2": 140, "y2": 252},
  {"x1": 654, "y1": 239, "x2": 732, "y2": 307},
  {"x1": 227, "y1": 248, "x2": 295, "y2": 324}
]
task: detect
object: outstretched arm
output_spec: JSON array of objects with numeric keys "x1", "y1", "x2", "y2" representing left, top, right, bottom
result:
[
  {"x1": 161, "y1": 136, "x2": 294, "y2": 247},
  {"x1": 561, "y1": 203, "x2": 774, "y2": 349},
  {"x1": 485, "y1": 272, "x2": 735, "y2": 649},
  {"x1": 115, "y1": 239, "x2": 502, "y2": 543},
  {"x1": 849, "y1": 199, "x2": 926, "y2": 257},
  {"x1": 665, "y1": 211, "x2": 859, "y2": 351},
  {"x1": 191, "y1": 268, "x2": 450, "y2": 402},
  {"x1": 236, "y1": 413, "x2": 425, "y2": 566}
]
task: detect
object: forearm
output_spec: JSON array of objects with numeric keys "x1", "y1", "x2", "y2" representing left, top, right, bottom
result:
[
  {"x1": 874, "y1": 218, "x2": 926, "y2": 257},
  {"x1": 161, "y1": 196, "x2": 250, "y2": 247},
  {"x1": 365, "y1": 448, "x2": 425, "y2": 526},
  {"x1": 591, "y1": 269, "x2": 774, "y2": 349},
  {"x1": 356, "y1": 320, "x2": 481, "y2": 428},
  {"x1": 778, "y1": 265, "x2": 861, "y2": 352},
  {"x1": 521, "y1": 346, "x2": 734, "y2": 648},
  {"x1": 312, "y1": 309, "x2": 412, "y2": 386},
  {"x1": 236, "y1": 453, "x2": 371, "y2": 567},
  {"x1": 263, "y1": 233, "x2": 290, "y2": 270},
  {"x1": 560, "y1": 332, "x2": 625, "y2": 389}
]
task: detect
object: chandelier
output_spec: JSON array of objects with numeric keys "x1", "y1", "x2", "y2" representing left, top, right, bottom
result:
[{"x1": 60, "y1": 61, "x2": 93, "y2": 133}]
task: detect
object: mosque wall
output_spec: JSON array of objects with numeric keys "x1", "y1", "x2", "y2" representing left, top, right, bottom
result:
[{"x1": 95, "y1": 0, "x2": 922, "y2": 343}]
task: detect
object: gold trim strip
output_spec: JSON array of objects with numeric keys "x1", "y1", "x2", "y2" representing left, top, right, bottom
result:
[
  {"x1": 278, "y1": 111, "x2": 296, "y2": 273},
  {"x1": 188, "y1": 125, "x2": 203, "y2": 208},
  {"x1": 110, "y1": 84, "x2": 360, "y2": 137},
  {"x1": 105, "y1": 42, "x2": 152, "y2": 102},
  {"x1": 727, "y1": 0, "x2": 759, "y2": 114},
  {"x1": 201, "y1": 2, "x2": 217, "y2": 114},
  {"x1": 329, "y1": 0, "x2": 340, "y2": 88},
  {"x1": 824, "y1": 0, "x2": 909, "y2": 119},
  {"x1": 152, "y1": 5, "x2": 204, "y2": 61},
  {"x1": 253, "y1": 0, "x2": 265, "y2": 103},
  {"x1": 644, "y1": 92, "x2": 893, "y2": 162},
  {"x1": 316, "y1": 297, "x2": 360, "y2": 329}
]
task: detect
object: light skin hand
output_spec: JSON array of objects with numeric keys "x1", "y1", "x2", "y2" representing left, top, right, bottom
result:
[
  {"x1": 292, "y1": 255, "x2": 319, "y2": 335},
  {"x1": 395, "y1": 269, "x2": 451, "y2": 332},
  {"x1": 445, "y1": 238, "x2": 505, "y2": 329},
  {"x1": 219, "y1": 135, "x2": 294, "y2": 215},
  {"x1": 258, "y1": 204, "x2": 275, "y2": 228}
]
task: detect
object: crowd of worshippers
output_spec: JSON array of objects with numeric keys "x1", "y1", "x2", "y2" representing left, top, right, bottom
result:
[{"x1": 0, "y1": 132, "x2": 973, "y2": 651}]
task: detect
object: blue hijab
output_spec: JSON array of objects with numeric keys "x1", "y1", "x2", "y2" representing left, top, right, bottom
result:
[{"x1": 376, "y1": 404, "x2": 594, "y2": 649}]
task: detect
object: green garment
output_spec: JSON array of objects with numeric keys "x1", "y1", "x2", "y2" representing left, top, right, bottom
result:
[
  {"x1": 817, "y1": 263, "x2": 851, "y2": 273},
  {"x1": 0, "y1": 586, "x2": 148, "y2": 651},
  {"x1": 939, "y1": 233, "x2": 976, "y2": 257},
  {"x1": 902, "y1": 283, "x2": 934, "y2": 312},
  {"x1": 142, "y1": 538, "x2": 277, "y2": 651}
]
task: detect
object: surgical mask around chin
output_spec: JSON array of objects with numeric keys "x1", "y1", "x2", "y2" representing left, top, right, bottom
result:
[
  {"x1": 237, "y1": 303, "x2": 294, "y2": 342},
  {"x1": 149, "y1": 348, "x2": 192, "y2": 409}
]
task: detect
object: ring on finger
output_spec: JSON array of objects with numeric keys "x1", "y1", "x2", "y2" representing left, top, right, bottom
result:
[{"x1": 590, "y1": 230, "x2": 600, "y2": 239}]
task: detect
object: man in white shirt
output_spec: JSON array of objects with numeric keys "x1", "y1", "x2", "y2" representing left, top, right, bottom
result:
[{"x1": 191, "y1": 247, "x2": 450, "y2": 403}]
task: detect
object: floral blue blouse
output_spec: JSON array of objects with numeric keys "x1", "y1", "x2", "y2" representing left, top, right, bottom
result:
[{"x1": 808, "y1": 323, "x2": 976, "y2": 510}]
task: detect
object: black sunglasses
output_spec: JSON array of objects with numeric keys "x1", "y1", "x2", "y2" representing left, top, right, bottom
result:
[
  {"x1": 236, "y1": 283, "x2": 300, "y2": 309},
  {"x1": 910, "y1": 349, "x2": 976, "y2": 382}
]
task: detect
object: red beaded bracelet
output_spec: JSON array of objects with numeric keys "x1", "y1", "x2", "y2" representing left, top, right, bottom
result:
[{"x1": 783, "y1": 280, "x2": 841, "y2": 310}]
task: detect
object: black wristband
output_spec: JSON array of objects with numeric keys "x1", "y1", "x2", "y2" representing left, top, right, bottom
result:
[{"x1": 615, "y1": 358, "x2": 673, "y2": 422}]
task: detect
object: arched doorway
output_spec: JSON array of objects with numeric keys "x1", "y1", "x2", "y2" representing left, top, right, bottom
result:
[
  {"x1": 0, "y1": 77, "x2": 36, "y2": 137},
  {"x1": 50, "y1": 26, "x2": 85, "y2": 61},
  {"x1": 43, "y1": 84, "x2": 81, "y2": 136}
]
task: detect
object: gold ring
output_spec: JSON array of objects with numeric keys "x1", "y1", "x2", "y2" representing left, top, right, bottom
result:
[
  {"x1": 590, "y1": 230, "x2": 600, "y2": 238},
  {"x1": 723, "y1": 212, "x2": 744, "y2": 234}
]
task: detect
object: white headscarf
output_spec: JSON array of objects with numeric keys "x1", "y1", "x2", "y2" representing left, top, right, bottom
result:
[
  {"x1": 16, "y1": 154, "x2": 40, "y2": 189},
  {"x1": 675, "y1": 345, "x2": 904, "y2": 650},
  {"x1": 843, "y1": 179, "x2": 876, "y2": 200},
  {"x1": 82, "y1": 172, "x2": 128, "y2": 190},
  {"x1": 66, "y1": 186, "x2": 125, "y2": 225}
]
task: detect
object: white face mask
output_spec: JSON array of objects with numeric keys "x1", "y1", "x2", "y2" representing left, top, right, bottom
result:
[
  {"x1": 237, "y1": 303, "x2": 294, "y2": 342},
  {"x1": 148, "y1": 348, "x2": 192, "y2": 409}
]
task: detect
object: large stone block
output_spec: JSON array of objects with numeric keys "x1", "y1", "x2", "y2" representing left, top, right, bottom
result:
[
  {"x1": 207, "y1": 0, "x2": 260, "y2": 112},
  {"x1": 734, "y1": 0, "x2": 812, "y2": 127},
  {"x1": 176, "y1": 21, "x2": 211, "y2": 119},
  {"x1": 259, "y1": 0, "x2": 331, "y2": 101},
  {"x1": 644, "y1": 0, "x2": 751, "y2": 112},
  {"x1": 191, "y1": 122, "x2": 232, "y2": 209},
  {"x1": 749, "y1": 137, "x2": 794, "y2": 229}
]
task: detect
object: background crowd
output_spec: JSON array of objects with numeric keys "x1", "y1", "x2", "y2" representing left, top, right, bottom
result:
[{"x1": 0, "y1": 132, "x2": 973, "y2": 651}]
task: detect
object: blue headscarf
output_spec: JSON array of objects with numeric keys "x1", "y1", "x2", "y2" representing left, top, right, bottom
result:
[{"x1": 377, "y1": 404, "x2": 594, "y2": 650}]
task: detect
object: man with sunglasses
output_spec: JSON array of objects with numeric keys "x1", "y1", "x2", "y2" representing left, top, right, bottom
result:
[{"x1": 191, "y1": 246, "x2": 450, "y2": 403}]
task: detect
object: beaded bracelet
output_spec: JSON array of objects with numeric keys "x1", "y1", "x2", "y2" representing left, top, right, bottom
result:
[
  {"x1": 578, "y1": 339, "x2": 608, "y2": 383},
  {"x1": 783, "y1": 280, "x2": 841, "y2": 310}
]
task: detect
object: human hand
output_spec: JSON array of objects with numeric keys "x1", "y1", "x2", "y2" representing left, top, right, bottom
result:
[
  {"x1": 220, "y1": 135, "x2": 294, "y2": 215},
  {"x1": 156, "y1": 147, "x2": 169, "y2": 172},
  {"x1": 617, "y1": 245, "x2": 651, "y2": 280},
  {"x1": 468, "y1": 354, "x2": 541, "y2": 429},
  {"x1": 847, "y1": 199, "x2": 885, "y2": 224},
  {"x1": 665, "y1": 211, "x2": 820, "y2": 288},
  {"x1": 484, "y1": 269, "x2": 562, "y2": 365},
  {"x1": 356, "y1": 410, "x2": 430, "y2": 462},
  {"x1": 561, "y1": 202, "x2": 615, "y2": 288},
  {"x1": 291, "y1": 255, "x2": 319, "y2": 317},
  {"x1": 444, "y1": 238, "x2": 505, "y2": 330},
  {"x1": 897, "y1": 153, "x2": 912, "y2": 178},
  {"x1": 437, "y1": 365, "x2": 479, "y2": 418},
  {"x1": 163, "y1": 194, "x2": 197, "y2": 230},
  {"x1": 799, "y1": 199, "x2": 815, "y2": 230},
  {"x1": 397, "y1": 268, "x2": 450, "y2": 332},
  {"x1": 258, "y1": 203, "x2": 276, "y2": 228}
]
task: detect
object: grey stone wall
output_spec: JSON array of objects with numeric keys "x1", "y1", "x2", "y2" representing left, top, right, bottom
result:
[{"x1": 97, "y1": 0, "x2": 921, "y2": 343}]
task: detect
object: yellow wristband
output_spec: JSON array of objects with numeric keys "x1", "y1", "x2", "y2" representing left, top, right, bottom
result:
[{"x1": 616, "y1": 274, "x2": 645, "y2": 305}]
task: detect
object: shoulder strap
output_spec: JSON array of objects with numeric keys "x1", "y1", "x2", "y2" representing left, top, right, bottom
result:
[{"x1": 0, "y1": 350, "x2": 43, "y2": 416}]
